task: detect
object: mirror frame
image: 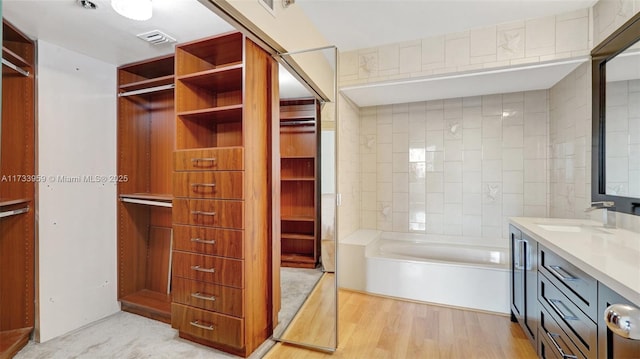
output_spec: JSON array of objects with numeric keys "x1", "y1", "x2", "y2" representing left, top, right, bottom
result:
[{"x1": 591, "y1": 11, "x2": 640, "y2": 216}]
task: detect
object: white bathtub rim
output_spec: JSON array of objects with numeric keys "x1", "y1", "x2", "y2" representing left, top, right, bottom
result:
[
  {"x1": 379, "y1": 231, "x2": 508, "y2": 248},
  {"x1": 366, "y1": 252, "x2": 508, "y2": 272}
]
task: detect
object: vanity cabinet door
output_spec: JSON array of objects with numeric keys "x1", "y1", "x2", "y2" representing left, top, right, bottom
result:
[
  {"x1": 510, "y1": 225, "x2": 538, "y2": 348},
  {"x1": 598, "y1": 283, "x2": 640, "y2": 359}
]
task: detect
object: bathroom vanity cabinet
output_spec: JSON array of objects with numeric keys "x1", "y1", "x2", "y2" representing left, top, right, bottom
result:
[
  {"x1": 509, "y1": 218, "x2": 640, "y2": 359},
  {"x1": 509, "y1": 225, "x2": 538, "y2": 348}
]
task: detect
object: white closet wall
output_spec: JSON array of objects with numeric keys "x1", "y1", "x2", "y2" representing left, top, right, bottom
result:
[{"x1": 37, "y1": 40, "x2": 119, "y2": 342}]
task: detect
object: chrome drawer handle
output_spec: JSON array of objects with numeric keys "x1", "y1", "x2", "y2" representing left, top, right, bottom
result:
[
  {"x1": 548, "y1": 265, "x2": 578, "y2": 282},
  {"x1": 191, "y1": 183, "x2": 216, "y2": 188},
  {"x1": 548, "y1": 298, "x2": 579, "y2": 321},
  {"x1": 605, "y1": 304, "x2": 640, "y2": 340},
  {"x1": 191, "y1": 158, "x2": 217, "y2": 163},
  {"x1": 191, "y1": 292, "x2": 216, "y2": 302},
  {"x1": 191, "y1": 211, "x2": 216, "y2": 216},
  {"x1": 190, "y1": 320, "x2": 214, "y2": 331},
  {"x1": 547, "y1": 332, "x2": 578, "y2": 359},
  {"x1": 190, "y1": 237, "x2": 216, "y2": 245},
  {"x1": 191, "y1": 265, "x2": 215, "y2": 273}
]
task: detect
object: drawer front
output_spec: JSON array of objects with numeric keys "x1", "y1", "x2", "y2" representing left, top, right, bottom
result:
[
  {"x1": 172, "y1": 277, "x2": 244, "y2": 317},
  {"x1": 173, "y1": 199, "x2": 243, "y2": 229},
  {"x1": 539, "y1": 272, "x2": 597, "y2": 358},
  {"x1": 174, "y1": 148, "x2": 244, "y2": 171},
  {"x1": 539, "y1": 245, "x2": 597, "y2": 320},
  {"x1": 173, "y1": 251, "x2": 243, "y2": 288},
  {"x1": 539, "y1": 306, "x2": 587, "y2": 359},
  {"x1": 173, "y1": 225, "x2": 243, "y2": 259},
  {"x1": 173, "y1": 171, "x2": 244, "y2": 200},
  {"x1": 172, "y1": 303, "x2": 244, "y2": 349}
]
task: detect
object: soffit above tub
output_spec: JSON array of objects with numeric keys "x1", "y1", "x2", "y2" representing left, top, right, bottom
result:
[{"x1": 341, "y1": 58, "x2": 587, "y2": 107}]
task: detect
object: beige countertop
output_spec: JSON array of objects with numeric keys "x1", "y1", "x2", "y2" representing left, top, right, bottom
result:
[{"x1": 509, "y1": 217, "x2": 640, "y2": 306}]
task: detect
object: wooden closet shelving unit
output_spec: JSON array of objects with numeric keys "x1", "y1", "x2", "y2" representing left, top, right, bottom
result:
[
  {"x1": 116, "y1": 54, "x2": 175, "y2": 323},
  {"x1": 0, "y1": 19, "x2": 35, "y2": 359},
  {"x1": 279, "y1": 99, "x2": 320, "y2": 268},
  {"x1": 171, "y1": 31, "x2": 277, "y2": 357}
]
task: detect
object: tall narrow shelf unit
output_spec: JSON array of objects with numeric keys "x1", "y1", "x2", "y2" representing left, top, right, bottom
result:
[
  {"x1": 279, "y1": 99, "x2": 320, "y2": 268},
  {"x1": 171, "y1": 32, "x2": 277, "y2": 357},
  {"x1": 0, "y1": 19, "x2": 35, "y2": 358},
  {"x1": 116, "y1": 55, "x2": 175, "y2": 323}
]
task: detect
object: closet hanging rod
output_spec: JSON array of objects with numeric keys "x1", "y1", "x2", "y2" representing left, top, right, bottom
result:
[
  {"x1": 280, "y1": 120, "x2": 316, "y2": 126},
  {"x1": 0, "y1": 206, "x2": 30, "y2": 219},
  {"x1": 118, "y1": 83, "x2": 175, "y2": 97},
  {"x1": 120, "y1": 197, "x2": 172, "y2": 208},
  {"x1": 1, "y1": 58, "x2": 30, "y2": 77}
]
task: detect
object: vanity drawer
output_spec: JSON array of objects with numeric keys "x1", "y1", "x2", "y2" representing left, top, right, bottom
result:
[
  {"x1": 539, "y1": 245, "x2": 597, "y2": 320},
  {"x1": 172, "y1": 303, "x2": 244, "y2": 349},
  {"x1": 539, "y1": 272, "x2": 597, "y2": 359},
  {"x1": 173, "y1": 199, "x2": 244, "y2": 229},
  {"x1": 538, "y1": 305, "x2": 587, "y2": 359},
  {"x1": 172, "y1": 277, "x2": 243, "y2": 317},
  {"x1": 173, "y1": 171, "x2": 244, "y2": 200},
  {"x1": 174, "y1": 148, "x2": 244, "y2": 171},
  {"x1": 173, "y1": 251, "x2": 244, "y2": 288},
  {"x1": 173, "y1": 225, "x2": 243, "y2": 259}
]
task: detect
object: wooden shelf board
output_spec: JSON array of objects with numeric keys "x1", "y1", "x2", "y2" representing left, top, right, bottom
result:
[
  {"x1": 2, "y1": 46, "x2": 31, "y2": 68},
  {"x1": 280, "y1": 115, "x2": 316, "y2": 121},
  {"x1": 280, "y1": 155, "x2": 315, "y2": 159},
  {"x1": 120, "y1": 290, "x2": 171, "y2": 324},
  {"x1": 281, "y1": 254, "x2": 316, "y2": 268},
  {"x1": 281, "y1": 233, "x2": 315, "y2": 241},
  {"x1": 281, "y1": 177, "x2": 315, "y2": 182},
  {"x1": 177, "y1": 104, "x2": 243, "y2": 123},
  {"x1": 281, "y1": 216, "x2": 315, "y2": 222},
  {"x1": 119, "y1": 75, "x2": 174, "y2": 92},
  {"x1": 0, "y1": 327, "x2": 32, "y2": 359},
  {"x1": 119, "y1": 193, "x2": 172, "y2": 202},
  {"x1": 177, "y1": 64, "x2": 242, "y2": 91},
  {"x1": 0, "y1": 198, "x2": 30, "y2": 207}
]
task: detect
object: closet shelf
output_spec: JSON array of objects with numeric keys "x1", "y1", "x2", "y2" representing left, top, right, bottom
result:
[
  {"x1": 119, "y1": 193, "x2": 173, "y2": 207},
  {"x1": 177, "y1": 64, "x2": 243, "y2": 91},
  {"x1": 281, "y1": 233, "x2": 315, "y2": 241},
  {"x1": 281, "y1": 177, "x2": 315, "y2": 182},
  {"x1": 281, "y1": 215, "x2": 315, "y2": 222},
  {"x1": 281, "y1": 155, "x2": 315, "y2": 160},
  {"x1": 118, "y1": 75, "x2": 174, "y2": 93},
  {"x1": 120, "y1": 289, "x2": 171, "y2": 324},
  {"x1": 177, "y1": 104, "x2": 243, "y2": 123},
  {"x1": 0, "y1": 198, "x2": 30, "y2": 207},
  {"x1": 0, "y1": 328, "x2": 32, "y2": 359},
  {"x1": 281, "y1": 253, "x2": 316, "y2": 264},
  {"x1": 2, "y1": 46, "x2": 30, "y2": 68}
]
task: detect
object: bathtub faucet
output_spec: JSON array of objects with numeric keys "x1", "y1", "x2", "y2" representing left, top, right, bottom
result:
[{"x1": 585, "y1": 201, "x2": 616, "y2": 229}]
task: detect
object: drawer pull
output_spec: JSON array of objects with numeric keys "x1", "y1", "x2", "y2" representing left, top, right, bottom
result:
[
  {"x1": 190, "y1": 237, "x2": 216, "y2": 245},
  {"x1": 191, "y1": 183, "x2": 216, "y2": 188},
  {"x1": 548, "y1": 265, "x2": 578, "y2": 282},
  {"x1": 605, "y1": 304, "x2": 640, "y2": 340},
  {"x1": 190, "y1": 320, "x2": 215, "y2": 331},
  {"x1": 547, "y1": 332, "x2": 578, "y2": 359},
  {"x1": 191, "y1": 292, "x2": 216, "y2": 302},
  {"x1": 548, "y1": 298, "x2": 579, "y2": 321},
  {"x1": 191, "y1": 157, "x2": 217, "y2": 163},
  {"x1": 191, "y1": 211, "x2": 217, "y2": 216},
  {"x1": 191, "y1": 265, "x2": 216, "y2": 273}
]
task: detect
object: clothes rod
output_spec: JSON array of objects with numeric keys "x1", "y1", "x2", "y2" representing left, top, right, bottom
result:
[
  {"x1": 0, "y1": 206, "x2": 29, "y2": 219},
  {"x1": 1, "y1": 58, "x2": 30, "y2": 77},
  {"x1": 118, "y1": 83, "x2": 175, "y2": 97},
  {"x1": 120, "y1": 197, "x2": 172, "y2": 208},
  {"x1": 280, "y1": 120, "x2": 316, "y2": 126}
]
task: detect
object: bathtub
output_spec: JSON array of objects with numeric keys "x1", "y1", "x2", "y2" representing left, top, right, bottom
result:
[{"x1": 338, "y1": 230, "x2": 510, "y2": 314}]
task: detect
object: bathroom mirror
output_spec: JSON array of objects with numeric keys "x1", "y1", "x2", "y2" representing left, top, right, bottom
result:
[
  {"x1": 592, "y1": 10, "x2": 640, "y2": 215},
  {"x1": 272, "y1": 45, "x2": 338, "y2": 352}
]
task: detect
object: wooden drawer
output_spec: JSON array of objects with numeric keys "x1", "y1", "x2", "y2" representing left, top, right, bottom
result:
[
  {"x1": 172, "y1": 277, "x2": 243, "y2": 317},
  {"x1": 539, "y1": 272, "x2": 597, "y2": 358},
  {"x1": 172, "y1": 303, "x2": 244, "y2": 349},
  {"x1": 173, "y1": 199, "x2": 243, "y2": 229},
  {"x1": 173, "y1": 225, "x2": 243, "y2": 259},
  {"x1": 174, "y1": 148, "x2": 244, "y2": 171},
  {"x1": 538, "y1": 305, "x2": 587, "y2": 359},
  {"x1": 539, "y1": 245, "x2": 597, "y2": 320},
  {"x1": 173, "y1": 171, "x2": 243, "y2": 199},
  {"x1": 173, "y1": 251, "x2": 243, "y2": 288}
]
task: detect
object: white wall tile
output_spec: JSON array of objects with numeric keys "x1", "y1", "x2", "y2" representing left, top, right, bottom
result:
[{"x1": 445, "y1": 33, "x2": 471, "y2": 67}]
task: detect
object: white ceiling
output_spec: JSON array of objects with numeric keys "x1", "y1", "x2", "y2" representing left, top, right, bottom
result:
[{"x1": 3, "y1": 0, "x2": 599, "y2": 105}]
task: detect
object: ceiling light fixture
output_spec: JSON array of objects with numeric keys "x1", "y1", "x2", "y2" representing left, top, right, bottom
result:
[
  {"x1": 78, "y1": 0, "x2": 98, "y2": 10},
  {"x1": 111, "y1": 0, "x2": 153, "y2": 21}
]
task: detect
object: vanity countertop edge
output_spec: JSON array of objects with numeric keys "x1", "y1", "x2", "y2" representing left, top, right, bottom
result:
[{"x1": 509, "y1": 216, "x2": 640, "y2": 307}]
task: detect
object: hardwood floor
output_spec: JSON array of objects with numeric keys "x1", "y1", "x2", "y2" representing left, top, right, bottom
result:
[{"x1": 266, "y1": 285, "x2": 538, "y2": 359}]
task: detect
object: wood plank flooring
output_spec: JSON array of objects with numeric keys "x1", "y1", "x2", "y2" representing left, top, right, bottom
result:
[{"x1": 266, "y1": 278, "x2": 537, "y2": 359}]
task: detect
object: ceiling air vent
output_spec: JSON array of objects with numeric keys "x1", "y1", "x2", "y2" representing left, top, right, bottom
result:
[{"x1": 136, "y1": 30, "x2": 176, "y2": 45}]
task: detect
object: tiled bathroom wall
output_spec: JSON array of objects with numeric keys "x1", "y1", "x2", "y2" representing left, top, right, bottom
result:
[
  {"x1": 338, "y1": 94, "x2": 362, "y2": 239},
  {"x1": 360, "y1": 91, "x2": 549, "y2": 243}
]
